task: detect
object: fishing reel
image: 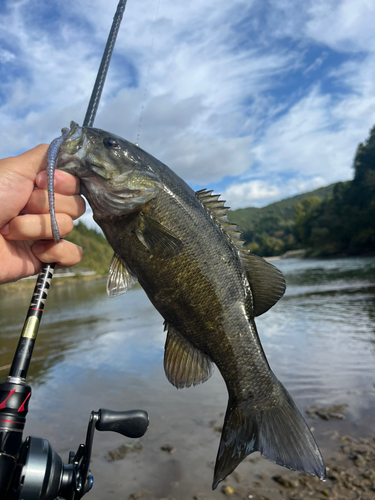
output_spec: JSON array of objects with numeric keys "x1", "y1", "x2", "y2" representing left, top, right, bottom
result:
[{"x1": 5, "y1": 408, "x2": 149, "y2": 500}]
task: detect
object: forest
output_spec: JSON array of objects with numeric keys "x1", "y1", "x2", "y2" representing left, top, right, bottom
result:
[{"x1": 229, "y1": 125, "x2": 375, "y2": 257}]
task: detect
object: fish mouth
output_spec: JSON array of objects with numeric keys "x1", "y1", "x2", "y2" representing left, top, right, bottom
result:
[
  {"x1": 57, "y1": 121, "x2": 88, "y2": 174},
  {"x1": 57, "y1": 121, "x2": 124, "y2": 180},
  {"x1": 57, "y1": 121, "x2": 109, "y2": 180}
]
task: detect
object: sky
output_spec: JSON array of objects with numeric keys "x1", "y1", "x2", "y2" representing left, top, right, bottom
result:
[{"x1": 1, "y1": 0, "x2": 375, "y2": 228}]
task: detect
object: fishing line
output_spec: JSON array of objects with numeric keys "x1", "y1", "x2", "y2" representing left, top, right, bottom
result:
[{"x1": 136, "y1": 0, "x2": 161, "y2": 146}]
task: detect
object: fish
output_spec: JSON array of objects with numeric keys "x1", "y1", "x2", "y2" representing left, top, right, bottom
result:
[{"x1": 57, "y1": 121, "x2": 326, "y2": 488}]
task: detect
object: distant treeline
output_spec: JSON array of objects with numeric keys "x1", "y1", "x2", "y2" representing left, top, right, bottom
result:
[
  {"x1": 229, "y1": 126, "x2": 375, "y2": 257},
  {"x1": 65, "y1": 220, "x2": 113, "y2": 275}
]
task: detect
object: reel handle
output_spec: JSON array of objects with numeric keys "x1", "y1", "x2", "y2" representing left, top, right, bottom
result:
[{"x1": 96, "y1": 409, "x2": 149, "y2": 438}]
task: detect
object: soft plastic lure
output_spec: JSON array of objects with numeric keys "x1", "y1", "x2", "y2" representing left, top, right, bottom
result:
[{"x1": 46, "y1": 127, "x2": 69, "y2": 244}]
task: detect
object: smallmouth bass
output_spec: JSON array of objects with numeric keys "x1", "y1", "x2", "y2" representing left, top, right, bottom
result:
[{"x1": 58, "y1": 121, "x2": 326, "y2": 488}]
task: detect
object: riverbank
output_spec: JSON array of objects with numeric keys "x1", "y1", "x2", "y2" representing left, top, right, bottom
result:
[
  {"x1": 0, "y1": 272, "x2": 106, "y2": 296},
  {"x1": 83, "y1": 399, "x2": 375, "y2": 500},
  {"x1": 120, "y1": 430, "x2": 375, "y2": 500}
]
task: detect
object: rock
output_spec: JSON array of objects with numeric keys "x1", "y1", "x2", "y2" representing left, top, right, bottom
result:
[
  {"x1": 193, "y1": 494, "x2": 209, "y2": 500},
  {"x1": 272, "y1": 475, "x2": 299, "y2": 488},
  {"x1": 161, "y1": 444, "x2": 176, "y2": 453},
  {"x1": 127, "y1": 492, "x2": 148, "y2": 500},
  {"x1": 105, "y1": 442, "x2": 142, "y2": 461},
  {"x1": 221, "y1": 485, "x2": 234, "y2": 495},
  {"x1": 231, "y1": 471, "x2": 242, "y2": 483},
  {"x1": 305, "y1": 403, "x2": 348, "y2": 420}
]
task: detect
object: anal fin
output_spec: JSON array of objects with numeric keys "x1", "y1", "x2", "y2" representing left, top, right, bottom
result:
[{"x1": 164, "y1": 322, "x2": 214, "y2": 389}]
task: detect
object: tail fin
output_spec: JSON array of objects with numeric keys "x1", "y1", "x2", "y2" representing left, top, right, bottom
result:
[{"x1": 213, "y1": 377, "x2": 326, "y2": 489}]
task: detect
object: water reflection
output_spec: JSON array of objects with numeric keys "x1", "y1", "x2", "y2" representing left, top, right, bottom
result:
[
  {"x1": 1, "y1": 257, "x2": 375, "y2": 499},
  {"x1": 259, "y1": 257, "x2": 375, "y2": 412}
]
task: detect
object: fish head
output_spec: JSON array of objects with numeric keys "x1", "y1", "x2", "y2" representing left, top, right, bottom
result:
[{"x1": 57, "y1": 121, "x2": 162, "y2": 217}]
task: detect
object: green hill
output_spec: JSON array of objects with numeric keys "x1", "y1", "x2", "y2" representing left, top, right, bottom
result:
[
  {"x1": 64, "y1": 220, "x2": 113, "y2": 275},
  {"x1": 227, "y1": 184, "x2": 338, "y2": 256}
]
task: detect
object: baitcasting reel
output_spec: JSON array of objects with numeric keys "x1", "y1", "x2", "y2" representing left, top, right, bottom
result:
[{"x1": 6, "y1": 407, "x2": 149, "y2": 500}]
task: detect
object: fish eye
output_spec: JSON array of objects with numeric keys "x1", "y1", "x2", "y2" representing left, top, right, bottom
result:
[{"x1": 103, "y1": 137, "x2": 120, "y2": 149}]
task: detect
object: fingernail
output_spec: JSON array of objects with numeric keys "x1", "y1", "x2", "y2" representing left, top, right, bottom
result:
[
  {"x1": 0, "y1": 223, "x2": 10, "y2": 235},
  {"x1": 33, "y1": 242, "x2": 45, "y2": 253}
]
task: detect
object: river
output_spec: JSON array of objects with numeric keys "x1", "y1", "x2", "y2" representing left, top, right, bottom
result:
[{"x1": 1, "y1": 256, "x2": 375, "y2": 499}]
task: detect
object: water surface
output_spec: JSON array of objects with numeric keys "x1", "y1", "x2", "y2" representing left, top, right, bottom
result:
[{"x1": 1, "y1": 256, "x2": 374, "y2": 498}]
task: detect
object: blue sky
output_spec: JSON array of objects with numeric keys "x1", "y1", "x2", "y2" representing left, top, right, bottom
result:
[{"x1": 1, "y1": 0, "x2": 375, "y2": 227}]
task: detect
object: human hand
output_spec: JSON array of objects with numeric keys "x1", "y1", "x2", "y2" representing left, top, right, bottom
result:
[{"x1": 0, "y1": 144, "x2": 86, "y2": 284}]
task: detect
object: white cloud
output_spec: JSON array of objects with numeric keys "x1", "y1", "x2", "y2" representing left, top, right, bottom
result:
[
  {"x1": 286, "y1": 176, "x2": 327, "y2": 194},
  {"x1": 223, "y1": 180, "x2": 281, "y2": 209},
  {"x1": 306, "y1": 0, "x2": 375, "y2": 52},
  {"x1": 0, "y1": 48, "x2": 15, "y2": 63},
  {"x1": 1, "y1": 0, "x2": 375, "y2": 214},
  {"x1": 250, "y1": 85, "x2": 375, "y2": 186}
]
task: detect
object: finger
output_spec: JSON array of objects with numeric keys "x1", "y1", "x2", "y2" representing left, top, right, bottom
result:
[
  {"x1": 32, "y1": 239, "x2": 83, "y2": 267},
  {"x1": 21, "y1": 190, "x2": 86, "y2": 220},
  {"x1": 36, "y1": 169, "x2": 81, "y2": 196},
  {"x1": 0, "y1": 144, "x2": 49, "y2": 228},
  {"x1": 1, "y1": 214, "x2": 74, "y2": 241},
  {"x1": 0, "y1": 144, "x2": 49, "y2": 181}
]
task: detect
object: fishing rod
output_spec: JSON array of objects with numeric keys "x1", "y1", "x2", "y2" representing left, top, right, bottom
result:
[{"x1": 0, "y1": 1, "x2": 149, "y2": 498}]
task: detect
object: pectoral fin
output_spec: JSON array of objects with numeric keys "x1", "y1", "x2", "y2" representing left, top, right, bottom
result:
[
  {"x1": 136, "y1": 215, "x2": 183, "y2": 256},
  {"x1": 106, "y1": 253, "x2": 138, "y2": 298},
  {"x1": 164, "y1": 322, "x2": 214, "y2": 389}
]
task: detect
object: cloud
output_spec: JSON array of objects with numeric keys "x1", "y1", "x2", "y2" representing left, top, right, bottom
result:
[
  {"x1": 223, "y1": 180, "x2": 281, "y2": 209},
  {"x1": 1, "y1": 0, "x2": 375, "y2": 216},
  {"x1": 0, "y1": 48, "x2": 15, "y2": 63},
  {"x1": 250, "y1": 85, "x2": 375, "y2": 185},
  {"x1": 306, "y1": 0, "x2": 375, "y2": 52},
  {"x1": 303, "y1": 52, "x2": 328, "y2": 75},
  {"x1": 286, "y1": 176, "x2": 327, "y2": 194}
]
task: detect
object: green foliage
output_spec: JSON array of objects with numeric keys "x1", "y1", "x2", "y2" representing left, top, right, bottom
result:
[
  {"x1": 64, "y1": 220, "x2": 113, "y2": 275},
  {"x1": 228, "y1": 185, "x2": 335, "y2": 256},
  {"x1": 293, "y1": 126, "x2": 375, "y2": 256},
  {"x1": 294, "y1": 196, "x2": 322, "y2": 243}
]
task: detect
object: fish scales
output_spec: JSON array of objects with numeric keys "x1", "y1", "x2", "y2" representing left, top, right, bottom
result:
[
  {"x1": 57, "y1": 122, "x2": 326, "y2": 489},
  {"x1": 99, "y1": 169, "x2": 265, "y2": 384}
]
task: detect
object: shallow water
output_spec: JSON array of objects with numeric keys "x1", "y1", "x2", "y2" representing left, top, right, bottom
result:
[{"x1": 1, "y1": 256, "x2": 375, "y2": 498}]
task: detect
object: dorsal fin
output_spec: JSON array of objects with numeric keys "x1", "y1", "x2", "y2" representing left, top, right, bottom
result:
[
  {"x1": 196, "y1": 189, "x2": 245, "y2": 249},
  {"x1": 196, "y1": 189, "x2": 286, "y2": 316}
]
